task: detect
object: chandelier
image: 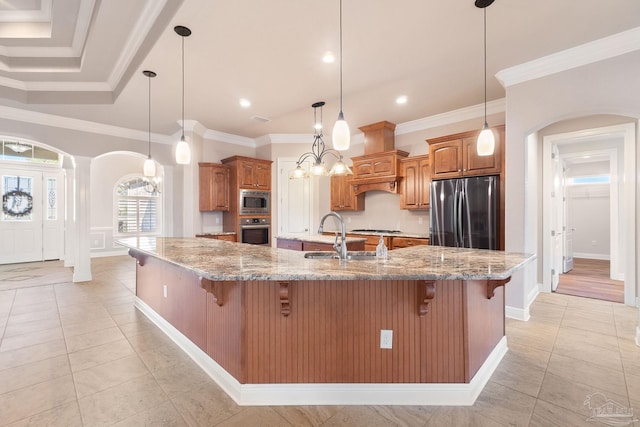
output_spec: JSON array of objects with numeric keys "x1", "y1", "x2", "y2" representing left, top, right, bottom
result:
[{"x1": 290, "y1": 102, "x2": 353, "y2": 179}]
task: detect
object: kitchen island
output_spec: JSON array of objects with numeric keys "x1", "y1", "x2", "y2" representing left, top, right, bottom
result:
[{"x1": 119, "y1": 237, "x2": 533, "y2": 406}]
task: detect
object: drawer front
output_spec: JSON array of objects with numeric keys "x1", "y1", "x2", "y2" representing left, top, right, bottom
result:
[
  {"x1": 302, "y1": 241, "x2": 333, "y2": 252},
  {"x1": 277, "y1": 239, "x2": 303, "y2": 251},
  {"x1": 391, "y1": 237, "x2": 430, "y2": 248}
]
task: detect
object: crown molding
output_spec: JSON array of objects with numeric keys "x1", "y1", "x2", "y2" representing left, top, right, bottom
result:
[
  {"x1": 496, "y1": 26, "x2": 640, "y2": 88},
  {"x1": 0, "y1": 0, "x2": 51, "y2": 23},
  {"x1": 0, "y1": 104, "x2": 171, "y2": 144},
  {"x1": 395, "y1": 99, "x2": 505, "y2": 136},
  {"x1": 263, "y1": 134, "x2": 311, "y2": 145},
  {"x1": 203, "y1": 129, "x2": 256, "y2": 147},
  {"x1": 107, "y1": 0, "x2": 167, "y2": 88}
]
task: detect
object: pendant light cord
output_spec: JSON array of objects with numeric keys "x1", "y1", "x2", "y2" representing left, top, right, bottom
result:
[
  {"x1": 148, "y1": 74, "x2": 152, "y2": 157},
  {"x1": 181, "y1": 35, "x2": 185, "y2": 140},
  {"x1": 339, "y1": 0, "x2": 343, "y2": 114},
  {"x1": 483, "y1": 8, "x2": 487, "y2": 126}
]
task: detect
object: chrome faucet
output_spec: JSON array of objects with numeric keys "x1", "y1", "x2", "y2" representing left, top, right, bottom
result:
[{"x1": 318, "y1": 211, "x2": 348, "y2": 260}]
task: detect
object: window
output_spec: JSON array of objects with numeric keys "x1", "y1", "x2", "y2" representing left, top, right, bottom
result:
[
  {"x1": 115, "y1": 176, "x2": 160, "y2": 235},
  {"x1": 566, "y1": 175, "x2": 610, "y2": 186},
  {"x1": 0, "y1": 139, "x2": 61, "y2": 165}
]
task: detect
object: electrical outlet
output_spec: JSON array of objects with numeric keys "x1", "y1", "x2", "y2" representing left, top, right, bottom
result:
[
  {"x1": 163, "y1": 285, "x2": 168, "y2": 298},
  {"x1": 418, "y1": 217, "x2": 423, "y2": 225},
  {"x1": 380, "y1": 329, "x2": 393, "y2": 349}
]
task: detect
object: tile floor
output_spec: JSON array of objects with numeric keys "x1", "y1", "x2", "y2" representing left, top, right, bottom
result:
[{"x1": 0, "y1": 256, "x2": 639, "y2": 426}]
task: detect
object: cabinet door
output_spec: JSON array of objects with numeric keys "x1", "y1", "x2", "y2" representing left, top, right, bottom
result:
[
  {"x1": 330, "y1": 175, "x2": 364, "y2": 211},
  {"x1": 430, "y1": 140, "x2": 463, "y2": 179},
  {"x1": 199, "y1": 164, "x2": 229, "y2": 211},
  {"x1": 239, "y1": 161, "x2": 256, "y2": 188},
  {"x1": 463, "y1": 135, "x2": 502, "y2": 176},
  {"x1": 254, "y1": 162, "x2": 271, "y2": 190},
  {"x1": 400, "y1": 159, "x2": 419, "y2": 209},
  {"x1": 418, "y1": 158, "x2": 431, "y2": 208}
]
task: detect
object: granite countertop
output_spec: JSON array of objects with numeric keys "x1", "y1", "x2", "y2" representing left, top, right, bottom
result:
[
  {"x1": 277, "y1": 234, "x2": 367, "y2": 244},
  {"x1": 118, "y1": 237, "x2": 534, "y2": 282}
]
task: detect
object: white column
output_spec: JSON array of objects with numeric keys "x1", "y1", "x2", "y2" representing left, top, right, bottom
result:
[
  {"x1": 72, "y1": 156, "x2": 92, "y2": 282},
  {"x1": 63, "y1": 165, "x2": 75, "y2": 267}
]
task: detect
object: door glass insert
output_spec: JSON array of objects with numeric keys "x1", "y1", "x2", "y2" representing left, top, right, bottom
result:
[
  {"x1": 46, "y1": 178, "x2": 57, "y2": 220},
  {"x1": 2, "y1": 175, "x2": 34, "y2": 221}
]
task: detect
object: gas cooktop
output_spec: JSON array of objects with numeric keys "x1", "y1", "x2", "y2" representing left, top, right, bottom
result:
[{"x1": 350, "y1": 229, "x2": 402, "y2": 234}]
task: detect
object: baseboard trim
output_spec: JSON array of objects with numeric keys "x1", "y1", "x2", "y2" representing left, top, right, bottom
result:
[
  {"x1": 506, "y1": 305, "x2": 529, "y2": 321},
  {"x1": 573, "y1": 252, "x2": 610, "y2": 261},
  {"x1": 135, "y1": 297, "x2": 508, "y2": 406}
]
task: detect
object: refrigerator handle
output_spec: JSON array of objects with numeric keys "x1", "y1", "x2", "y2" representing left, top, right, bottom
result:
[{"x1": 457, "y1": 189, "x2": 464, "y2": 247}]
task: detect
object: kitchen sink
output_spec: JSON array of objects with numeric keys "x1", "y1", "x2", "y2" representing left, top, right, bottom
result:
[{"x1": 304, "y1": 251, "x2": 379, "y2": 261}]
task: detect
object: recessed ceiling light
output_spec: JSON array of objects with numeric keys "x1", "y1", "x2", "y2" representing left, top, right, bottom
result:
[
  {"x1": 239, "y1": 98, "x2": 251, "y2": 108},
  {"x1": 322, "y1": 51, "x2": 335, "y2": 63},
  {"x1": 396, "y1": 95, "x2": 408, "y2": 105}
]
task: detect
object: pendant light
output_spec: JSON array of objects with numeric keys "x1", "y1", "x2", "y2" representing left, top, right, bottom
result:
[
  {"x1": 290, "y1": 102, "x2": 353, "y2": 179},
  {"x1": 142, "y1": 70, "x2": 157, "y2": 177},
  {"x1": 175, "y1": 25, "x2": 192, "y2": 165},
  {"x1": 476, "y1": 0, "x2": 495, "y2": 157},
  {"x1": 331, "y1": 0, "x2": 350, "y2": 151}
]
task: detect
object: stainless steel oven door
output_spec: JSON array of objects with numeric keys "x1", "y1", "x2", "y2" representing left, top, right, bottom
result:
[{"x1": 239, "y1": 217, "x2": 270, "y2": 246}]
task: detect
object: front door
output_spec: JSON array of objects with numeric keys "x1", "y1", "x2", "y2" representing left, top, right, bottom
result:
[{"x1": 0, "y1": 167, "x2": 64, "y2": 264}]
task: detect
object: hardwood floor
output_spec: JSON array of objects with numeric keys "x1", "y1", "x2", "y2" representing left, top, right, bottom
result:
[{"x1": 555, "y1": 258, "x2": 624, "y2": 303}]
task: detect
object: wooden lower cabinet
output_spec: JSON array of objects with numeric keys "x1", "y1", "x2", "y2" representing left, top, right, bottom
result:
[
  {"x1": 346, "y1": 234, "x2": 391, "y2": 252},
  {"x1": 277, "y1": 237, "x2": 365, "y2": 252},
  {"x1": 390, "y1": 237, "x2": 430, "y2": 249},
  {"x1": 196, "y1": 233, "x2": 236, "y2": 242},
  {"x1": 135, "y1": 255, "x2": 507, "y2": 384}
]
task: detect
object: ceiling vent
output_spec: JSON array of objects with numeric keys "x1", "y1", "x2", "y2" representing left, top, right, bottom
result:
[{"x1": 251, "y1": 115, "x2": 271, "y2": 123}]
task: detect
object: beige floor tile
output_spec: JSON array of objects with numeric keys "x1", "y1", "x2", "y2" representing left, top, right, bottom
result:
[
  {"x1": 64, "y1": 325, "x2": 125, "y2": 353},
  {"x1": 77, "y1": 373, "x2": 168, "y2": 426},
  {"x1": 426, "y1": 407, "x2": 506, "y2": 426},
  {"x1": 538, "y1": 372, "x2": 629, "y2": 416},
  {"x1": 0, "y1": 339, "x2": 67, "y2": 371},
  {"x1": 535, "y1": 292, "x2": 570, "y2": 307},
  {"x1": 0, "y1": 354, "x2": 70, "y2": 395},
  {"x1": 489, "y1": 349, "x2": 547, "y2": 397},
  {"x1": 320, "y1": 406, "x2": 401, "y2": 427},
  {"x1": 529, "y1": 399, "x2": 594, "y2": 427},
  {"x1": 170, "y1": 381, "x2": 242, "y2": 427},
  {"x1": 61, "y1": 317, "x2": 117, "y2": 338},
  {"x1": 552, "y1": 327, "x2": 623, "y2": 370},
  {"x1": 546, "y1": 353, "x2": 627, "y2": 397},
  {"x1": 68, "y1": 338, "x2": 135, "y2": 372},
  {"x1": 560, "y1": 314, "x2": 617, "y2": 337},
  {"x1": 112, "y1": 401, "x2": 187, "y2": 427},
  {"x1": 111, "y1": 309, "x2": 153, "y2": 326},
  {"x1": 6, "y1": 300, "x2": 57, "y2": 316},
  {"x1": 0, "y1": 326, "x2": 64, "y2": 353},
  {"x1": 273, "y1": 406, "x2": 344, "y2": 427},
  {"x1": 125, "y1": 328, "x2": 173, "y2": 354},
  {"x1": 0, "y1": 374, "x2": 76, "y2": 425},
  {"x1": 472, "y1": 380, "x2": 537, "y2": 426},
  {"x1": 3, "y1": 317, "x2": 61, "y2": 338},
  {"x1": 216, "y1": 407, "x2": 293, "y2": 427},
  {"x1": 6, "y1": 401, "x2": 83, "y2": 427},
  {"x1": 73, "y1": 353, "x2": 150, "y2": 398},
  {"x1": 117, "y1": 316, "x2": 157, "y2": 338},
  {"x1": 151, "y1": 357, "x2": 213, "y2": 397},
  {"x1": 6, "y1": 308, "x2": 59, "y2": 326}
]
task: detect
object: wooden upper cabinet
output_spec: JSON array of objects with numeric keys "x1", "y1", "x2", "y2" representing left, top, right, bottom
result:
[
  {"x1": 330, "y1": 175, "x2": 364, "y2": 211},
  {"x1": 351, "y1": 150, "x2": 406, "y2": 179},
  {"x1": 221, "y1": 156, "x2": 272, "y2": 190},
  {"x1": 400, "y1": 155, "x2": 430, "y2": 210},
  {"x1": 428, "y1": 125, "x2": 504, "y2": 180},
  {"x1": 199, "y1": 163, "x2": 230, "y2": 211}
]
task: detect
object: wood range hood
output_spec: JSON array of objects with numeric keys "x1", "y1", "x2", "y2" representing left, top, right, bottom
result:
[{"x1": 349, "y1": 121, "x2": 408, "y2": 195}]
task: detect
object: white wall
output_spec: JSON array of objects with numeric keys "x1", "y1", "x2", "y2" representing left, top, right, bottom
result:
[
  {"x1": 565, "y1": 161, "x2": 611, "y2": 259},
  {"x1": 504, "y1": 49, "x2": 640, "y2": 313}
]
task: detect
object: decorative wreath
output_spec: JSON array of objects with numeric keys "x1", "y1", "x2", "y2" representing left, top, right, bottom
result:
[{"x1": 2, "y1": 189, "x2": 33, "y2": 217}]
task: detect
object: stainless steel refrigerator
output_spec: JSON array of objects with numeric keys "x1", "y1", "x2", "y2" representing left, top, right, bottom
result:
[{"x1": 429, "y1": 176, "x2": 498, "y2": 250}]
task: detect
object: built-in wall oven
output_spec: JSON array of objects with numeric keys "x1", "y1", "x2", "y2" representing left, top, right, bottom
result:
[
  {"x1": 239, "y1": 190, "x2": 270, "y2": 215},
  {"x1": 239, "y1": 217, "x2": 270, "y2": 246}
]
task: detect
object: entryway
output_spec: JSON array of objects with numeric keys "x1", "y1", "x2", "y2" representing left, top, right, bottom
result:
[{"x1": 556, "y1": 258, "x2": 624, "y2": 303}]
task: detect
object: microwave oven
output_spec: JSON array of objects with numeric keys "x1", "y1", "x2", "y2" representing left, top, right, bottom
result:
[{"x1": 239, "y1": 189, "x2": 270, "y2": 215}]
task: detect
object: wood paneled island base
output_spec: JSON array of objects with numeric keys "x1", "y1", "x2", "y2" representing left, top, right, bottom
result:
[{"x1": 130, "y1": 249, "x2": 513, "y2": 406}]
